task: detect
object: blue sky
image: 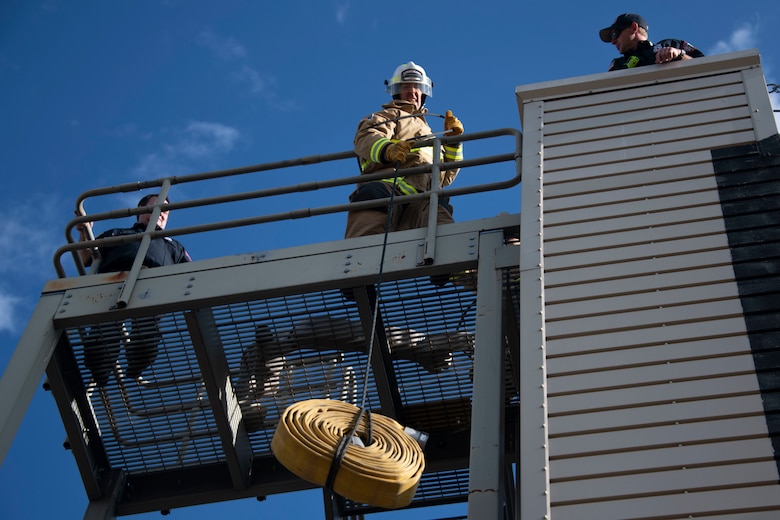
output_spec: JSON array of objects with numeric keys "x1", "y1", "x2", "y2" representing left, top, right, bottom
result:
[{"x1": 1, "y1": 1, "x2": 779, "y2": 518}]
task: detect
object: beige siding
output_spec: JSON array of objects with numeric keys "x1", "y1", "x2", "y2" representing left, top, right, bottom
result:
[{"x1": 517, "y1": 50, "x2": 780, "y2": 518}]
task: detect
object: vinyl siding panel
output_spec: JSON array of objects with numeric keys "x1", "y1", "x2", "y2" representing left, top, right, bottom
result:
[
  {"x1": 548, "y1": 337, "x2": 753, "y2": 372},
  {"x1": 516, "y1": 50, "x2": 780, "y2": 518},
  {"x1": 551, "y1": 415, "x2": 771, "y2": 455},
  {"x1": 547, "y1": 318, "x2": 752, "y2": 356},
  {"x1": 552, "y1": 486, "x2": 780, "y2": 520},
  {"x1": 552, "y1": 438, "x2": 776, "y2": 479},
  {"x1": 545, "y1": 235, "x2": 733, "y2": 270},
  {"x1": 549, "y1": 374, "x2": 761, "y2": 413}
]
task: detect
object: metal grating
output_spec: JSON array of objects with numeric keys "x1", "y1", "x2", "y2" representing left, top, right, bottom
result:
[
  {"x1": 68, "y1": 312, "x2": 223, "y2": 474},
  {"x1": 344, "y1": 468, "x2": 472, "y2": 515},
  {"x1": 61, "y1": 261, "x2": 521, "y2": 513}
]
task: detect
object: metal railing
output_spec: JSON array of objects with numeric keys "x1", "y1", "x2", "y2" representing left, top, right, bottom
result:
[{"x1": 55, "y1": 128, "x2": 523, "y2": 279}]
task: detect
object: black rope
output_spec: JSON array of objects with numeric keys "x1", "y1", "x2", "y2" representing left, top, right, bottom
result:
[
  {"x1": 325, "y1": 162, "x2": 402, "y2": 494},
  {"x1": 324, "y1": 408, "x2": 373, "y2": 491}
]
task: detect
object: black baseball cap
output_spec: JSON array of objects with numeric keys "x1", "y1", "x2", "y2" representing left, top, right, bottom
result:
[{"x1": 599, "y1": 13, "x2": 648, "y2": 42}]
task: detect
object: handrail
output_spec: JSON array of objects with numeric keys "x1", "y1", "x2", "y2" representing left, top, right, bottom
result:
[{"x1": 55, "y1": 128, "x2": 522, "y2": 278}]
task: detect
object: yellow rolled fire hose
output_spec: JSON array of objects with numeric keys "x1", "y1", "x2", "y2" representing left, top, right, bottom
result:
[{"x1": 271, "y1": 399, "x2": 425, "y2": 509}]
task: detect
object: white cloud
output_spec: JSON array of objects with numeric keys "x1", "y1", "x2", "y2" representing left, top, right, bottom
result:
[
  {"x1": 232, "y1": 66, "x2": 300, "y2": 111},
  {"x1": 187, "y1": 121, "x2": 239, "y2": 151},
  {"x1": 708, "y1": 21, "x2": 758, "y2": 55},
  {"x1": 335, "y1": 1, "x2": 349, "y2": 25},
  {"x1": 0, "y1": 193, "x2": 67, "y2": 334},
  {"x1": 709, "y1": 21, "x2": 779, "y2": 130},
  {"x1": 0, "y1": 292, "x2": 21, "y2": 333},
  {"x1": 198, "y1": 29, "x2": 247, "y2": 60},
  {"x1": 197, "y1": 29, "x2": 298, "y2": 109},
  {"x1": 133, "y1": 151, "x2": 173, "y2": 178},
  {"x1": 0, "y1": 194, "x2": 64, "y2": 275},
  {"x1": 134, "y1": 121, "x2": 241, "y2": 178},
  {"x1": 234, "y1": 65, "x2": 273, "y2": 95}
]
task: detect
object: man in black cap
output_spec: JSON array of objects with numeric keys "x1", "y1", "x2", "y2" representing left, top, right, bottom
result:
[{"x1": 599, "y1": 13, "x2": 704, "y2": 71}]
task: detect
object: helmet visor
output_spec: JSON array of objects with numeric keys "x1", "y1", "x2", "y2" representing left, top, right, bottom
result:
[{"x1": 388, "y1": 80, "x2": 433, "y2": 98}]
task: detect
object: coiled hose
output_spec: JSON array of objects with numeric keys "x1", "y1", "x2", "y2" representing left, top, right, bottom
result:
[{"x1": 271, "y1": 398, "x2": 424, "y2": 509}]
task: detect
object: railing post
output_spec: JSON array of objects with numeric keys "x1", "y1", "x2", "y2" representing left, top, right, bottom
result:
[
  {"x1": 421, "y1": 136, "x2": 442, "y2": 265},
  {"x1": 116, "y1": 181, "x2": 172, "y2": 308}
]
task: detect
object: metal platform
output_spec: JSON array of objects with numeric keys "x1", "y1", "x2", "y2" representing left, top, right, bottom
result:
[{"x1": 1, "y1": 129, "x2": 524, "y2": 519}]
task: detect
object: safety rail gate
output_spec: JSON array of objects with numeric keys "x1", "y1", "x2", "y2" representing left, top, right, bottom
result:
[{"x1": 1, "y1": 129, "x2": 525, "y2": 519}]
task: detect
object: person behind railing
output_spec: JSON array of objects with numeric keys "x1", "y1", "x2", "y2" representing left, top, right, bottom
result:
[
  {"x1": 76, "y1": 194, "x2": 192, "y2": 387},
  {"x1": 599, "y1": 13, "x2": 704, "y2": 71},
  {"x1": 344, "y1": 61, "x2": 464, "y2": 239},
  {"x1": 76, "y1": 194, "x2": 191, "y2": 272}
]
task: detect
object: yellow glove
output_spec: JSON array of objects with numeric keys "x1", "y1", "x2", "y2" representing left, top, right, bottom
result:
[
  {"x1": 444, "y1": 110, "x2": 464, "y2": 136},
  {"x1": 385, "y1": 140, "x2": 412, "y2": 163}
]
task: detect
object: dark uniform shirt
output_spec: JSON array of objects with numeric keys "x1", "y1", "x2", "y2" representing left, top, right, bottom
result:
[
  {"x1": 609, "y1": 39, "x2": 704, "y2": 71},
  {"x1": 95, "y1": 222, "x2": 191, "y2": 273}
]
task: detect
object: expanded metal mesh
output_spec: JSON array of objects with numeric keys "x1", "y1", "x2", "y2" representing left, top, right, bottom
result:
[
  {"x1": 65, "y1": 263, "x2": 520, "y2": 509},
  {"x1": 68, "y1": 312, "x2": 221, "y2": 474}
]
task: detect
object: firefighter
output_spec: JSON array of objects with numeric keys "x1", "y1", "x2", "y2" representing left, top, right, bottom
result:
[
  {"x1": 600, "y1": 13, "x2": 704, "y2": 71},
  {"x1": 76, "y1": 194, "x2": 191, "y2": 386},
  {"x1": 344, "y1": 61, "x2": 464, "y2": 238}
]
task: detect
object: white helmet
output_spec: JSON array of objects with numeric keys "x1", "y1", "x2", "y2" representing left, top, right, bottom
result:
[{"x1": 385, "y1": 61, "x2": 433, "y2": 99}]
